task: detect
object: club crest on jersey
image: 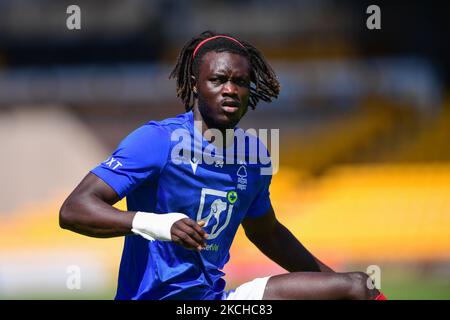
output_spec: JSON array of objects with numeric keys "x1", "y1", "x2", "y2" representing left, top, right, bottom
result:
[
  {"x1": 236, "y1": 163, "x2": 247, "y2": 191},
  {"x1": 196, "y1": 188, "x2": 235, "y2": 240}
]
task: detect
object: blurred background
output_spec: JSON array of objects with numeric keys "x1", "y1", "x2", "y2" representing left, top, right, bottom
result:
[{"x1": 1, "y1": 0, "x2": 450, "y2": 299}]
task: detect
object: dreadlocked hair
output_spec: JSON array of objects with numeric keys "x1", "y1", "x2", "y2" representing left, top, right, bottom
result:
[{"x1": 169, "y1": 31, "x2": 280, "y2": 111}]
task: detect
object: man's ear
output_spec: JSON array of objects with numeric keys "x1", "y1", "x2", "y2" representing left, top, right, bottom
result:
[{"x1": 191, "y1": 76, "x2": 198, "y2": 96}]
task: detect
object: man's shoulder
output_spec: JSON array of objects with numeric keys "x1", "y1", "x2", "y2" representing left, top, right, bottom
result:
[
  {"x1": 233, "y1": 127, "x2": 273, "y2": 174},
  {"x1": 235, "y1": 128, "x2": 271, "y2": 156},
  {"x1": 118, "y1": 112, "x2": 190, "y2": 149},
  {"x1": 145, "y1": 111, "x2": 192, "y2": 133}
]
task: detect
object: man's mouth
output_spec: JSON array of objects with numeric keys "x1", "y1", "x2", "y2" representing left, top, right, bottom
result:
[{"x1": 221, "y1": 100, "x2": 240, "y2": 113}]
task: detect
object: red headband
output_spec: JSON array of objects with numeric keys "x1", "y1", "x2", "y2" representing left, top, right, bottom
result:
[{"x1": 192, "y1": 35, "x2": 245, "y2": 59}]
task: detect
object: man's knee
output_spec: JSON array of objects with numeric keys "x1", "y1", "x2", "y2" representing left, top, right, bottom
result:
[{"x1": 347, "y1": 272, "x2": 378, "y2": 300}]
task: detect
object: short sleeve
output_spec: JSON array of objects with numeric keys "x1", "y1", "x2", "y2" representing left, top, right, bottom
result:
[
  {"x1": 90, "y1": 124, "x2": 170, "y2": 199},
  {"x1": 246, "y1": 173, "x2": 272, "y2": 218}
]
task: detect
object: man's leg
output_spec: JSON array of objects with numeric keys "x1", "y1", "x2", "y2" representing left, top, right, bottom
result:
[{"x1": 263, "y1": 272, "x2": 380, "y2": 300}]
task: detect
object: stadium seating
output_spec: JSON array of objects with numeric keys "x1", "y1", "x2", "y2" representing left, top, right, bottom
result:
[
  {"x1": 387, "y1": 103, "x2": 450, "y2": 162},
  {"x1": 280, "y1": 100, "x2": 412, "y2": 174}
]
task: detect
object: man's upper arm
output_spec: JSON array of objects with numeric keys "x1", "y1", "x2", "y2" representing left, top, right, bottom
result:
[
  {"x1": 245, "y1": 170, "x2": 272, "y2": 216},
  {"x1": 242, "y1": 205, "x2": 277, "y2": 239},
  {"x1": 69, "y1": 172, "x2": 121, "y2": 205},
  {"x1": 90, "y1": 123, "x2": 170, "y2": 199}
]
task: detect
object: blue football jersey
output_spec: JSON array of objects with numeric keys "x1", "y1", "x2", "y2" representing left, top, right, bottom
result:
[{"x1": 91, "y1": 111, "x2": 272, "y2": 300}]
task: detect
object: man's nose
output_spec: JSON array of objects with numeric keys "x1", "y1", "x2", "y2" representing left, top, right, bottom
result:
[{"x1": 222, "y1": 81, "x2": 238, "y2": 96}]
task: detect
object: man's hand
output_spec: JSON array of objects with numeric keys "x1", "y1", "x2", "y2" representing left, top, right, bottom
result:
[{"x1": 171, "y1": 219, "x2": 209, "y2": 251}]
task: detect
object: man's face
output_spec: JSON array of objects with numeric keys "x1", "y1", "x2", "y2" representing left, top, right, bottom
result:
[{"x1": 194, "y1": 51, "x2": 251, "y2": 130}]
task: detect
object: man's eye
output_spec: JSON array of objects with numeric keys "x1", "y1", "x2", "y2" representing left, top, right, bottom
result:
[
  {"x1": 211, "y1": 78, "x2": 223, "y2": 84},
  {"x1": 236, "y1": 79, "x2": 249, "y2": 87}
]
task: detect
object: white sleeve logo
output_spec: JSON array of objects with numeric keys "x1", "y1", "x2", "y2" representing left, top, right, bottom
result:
[{"x1": 105, "y1": 157, "x2": 123, "y2": 170}]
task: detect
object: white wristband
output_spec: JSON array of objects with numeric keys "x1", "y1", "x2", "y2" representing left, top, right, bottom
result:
[{"x1": 131, "y1": 211, "x2": 188, "y2": 241}]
